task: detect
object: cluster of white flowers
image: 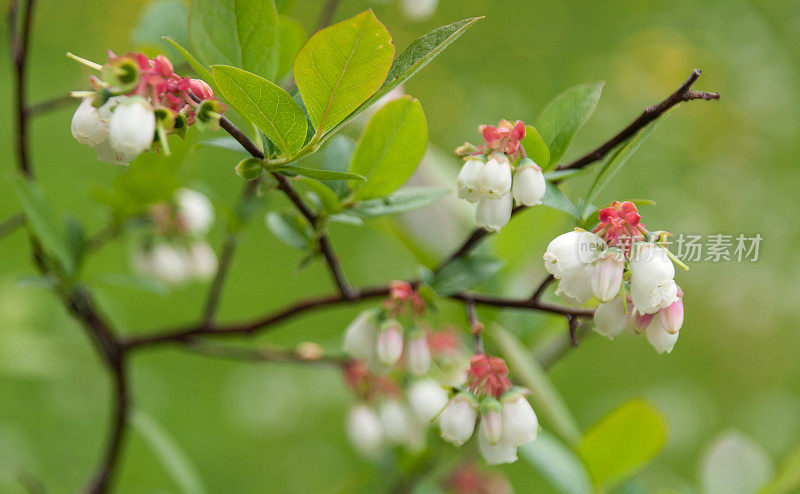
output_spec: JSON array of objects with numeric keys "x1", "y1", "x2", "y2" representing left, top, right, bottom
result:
[
  {"x1": 132, "y1": 189, "x2": 218, "y2": 285},
  {"x1": 439, "y1": 390, "x2": 538, "y2": 465},
  {"x1": 72, "y1": 96, "x2": 156, "y2": 166},
  {"x1": 347, "y1": 378, "x2": 449, "y2": 456},
  {"x1": 343, "y1": 310, "x2": 435, "y2": 373},
  {"x1": 543, "y1": 201, "x2": 686, "y2": 353},
  {"x1": 457, "y1": 154, "x2": 546, "y2": 231}
]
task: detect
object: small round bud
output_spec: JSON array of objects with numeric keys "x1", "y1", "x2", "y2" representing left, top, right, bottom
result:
[
  {"x1": 511, "y1": 158, "x2": 546, "y2": 206},
  {"x1": 407, "y1": 379, "x2": 449, "y2": 423},
  {"x1": 235, "y1": 157, "x2": 264, "y2": 181},
  {"x1": 438, "y1": 392, "x2": 478, "y2": 446},
  {"x1": 375, "y1": 320, "x2": 404, "y2": 367}
]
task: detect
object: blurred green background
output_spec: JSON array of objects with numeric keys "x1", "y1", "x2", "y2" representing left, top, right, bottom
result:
[{"x1": 1, "y1": 0, "x2": 799, "y2": 492}]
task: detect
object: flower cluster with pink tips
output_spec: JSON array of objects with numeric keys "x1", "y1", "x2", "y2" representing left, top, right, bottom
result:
[
  {"x1": 455, "y1": 120, "x2": 547, "y2": 231},
  {"x1": 544, "y1": 201, "x2": 686, "y2": 354},
  {"x1": 342, "y1": 283, "x2": 539, "y2": 464},
  {"x1": 69, "y1": 51, "x2": 225, "y2": 166}
]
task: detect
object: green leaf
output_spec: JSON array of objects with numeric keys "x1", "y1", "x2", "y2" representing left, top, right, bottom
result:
[
  {"x1": 10, "y1": 175, "x2": 75, "y2": 275},
  {"x1": 163, "y1": 36, "x2": 213, "y2": 84},
  {"x1": 520, "y1": 431, "x2": 593, "y2": 494},
  {"x1": 541, "y1": 181, "x2": 580, "y2": 218},
  {"x1": 349, "y1": 97, "x2": 428, "y2": 200},
  {"x1": 762, "y1": 441, "x2": 800, "y2": 494},
  {"x1": 430, "y1": 255, "x2": 504, "y2": 296},
  {"x1": 578, "y1": 399, "x2": 667, "y2": 488},
  {"x1": 265, "y1": 211, "x2": 313, "y2": 250},
  {"x1": 133, "y1": 0, "x2": 189, "y2": 59},
  {"x1": 521, "y1": 125, "x2": 551, "y2": 168},
  {"x1": 297, "y1": 177, "x2": 341, "y2": 214},
  {"x1": 582, "y1": 120, "x2": 661, "y2": 219},
  {"x1": 700, "y1": 431, "x2": 774, "y2": 494},
  {"x1": 189, "y1": 0, "x2": 279, "y2": 80},
  {"x1": 535, "y1": 81, "x2": 604, "y2": 168},
  {"x1": 213, "y1": 65, "x2": 307, "y2": 156},
  {"x1": 294, "y1": 10, "x2": 394, "y2": 134},
  {"x1": 347, "y1": 187, "x2": 449, "y2": 219},
  {"x1": 324, "y1": 17, "x2": 481, "y2": 142},
  {"x1": 490, "y1": 326, "x2": 583, "y2": 447},
  {"x1": 277, "y1": 15, "x2": 306, "y2": 80},
  {"x1": 275, "y1": 165, "x2": 365, "y2": 182},
  {"x1": 193, "y1": 136, "x2": 248, "y2": 155},
  {"x1": 131, "y1": 410, "x2": 206, "y2": 494}
]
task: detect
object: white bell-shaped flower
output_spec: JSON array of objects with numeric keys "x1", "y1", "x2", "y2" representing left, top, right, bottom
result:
[
  {"x1": 479, "y1": 154, "x2": 512, "y2": 198},
  {"x1": 476, "y1": 192, "x2": 512, "y2": 232},
  {"x1": 544, "y1": 230, "x2": 606, "y2": 279},
  {"x1": 187, "y1": 242, "x2": 218, "y2": 280},
  {"x1": 343, "y1": 311, "x2": 378, "y2": 359},
  {"x1": 438, "y1": 392, "x2": 478, "y2": 446},
  {"x1": 347, "y1": 405, "x2": 384, "y2": 457},
  {"x1": 407, "y1": 379, "x2": 449, "y2": 423},
  {"x1": 594, "y1": 295, "x2": 632, "y2": 340},
  {"x1": 405, "y1": 333, "x2": 431, "y2": 376},
  {"x1": 379, "y1": 400, "x2": 414, "y2": 445},
  {"x1": 399, "y1": 0, "x2": 439, "y2": 22},
  {"x1": 134, "y1": 243, "x2": 189, "y2": 285},
  {"x1": 511, "y1": 158, "x2": 546, "y2": 206},
  {"x1": 478, "y1": 431, "x2": 518, "y2": 465},
  {"x1": 479, "y1": 403, "x2": 503, "y2": 445},
  {"x1": 629, "y1": 242, "x2": 675, "y2": 287},
  {"x1": 555, "y1": 262, "x2": 595, "y2": 305},
  {"x1": 457, "y1": 157, "x2": 485, "y2": 203},
  {"x1": 375, "y1": 320, "x2": 404, "y2": 367},
  {"x1": 71, "y1": 98, "x2": 108, "y2": 146},
  {"x1": 500, "y1": 394, "x2": 538, "y2": 447},
  {"x1": 591, "y1": 249, "x2": 624, "y2": 302},
  {"x1": 108, "y1": 96, "x2": 155, "y2": 161},
  {"x1": 645, "y1": 317, "x2": 680, "y2": 354},
  {"x1": 95, "y1": 138, "x2": 130, "y2": 166},
  {"x1": 176, "y1": 189, "x2": 214, "y2": 235}
]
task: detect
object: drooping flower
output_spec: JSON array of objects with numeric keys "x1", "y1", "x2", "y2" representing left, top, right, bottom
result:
[
  {"x1": 511, "y1": 158, "x2": 546, "y2": 206},
  {"x1": 133, "y1": 243, "x2": 189, "y2": 285},
  {"x1": 479, "y1": 154, "x2": 512, "y2": 199},
  {"x1": 375, "y1": 320, "x2": 404, "y2": 367},
  {"x1": 186, "y1": 242, "x2": 218, "y2": 280},
  {"x1": 555, "y1": 262, "x2": 595, "y2": 306},
  {"x1": 591, "y1": 248, "x2": 624, "y2": 302},
  {"x1": 478, "y1": 399, "x2": 503, "y2": 445},
  {"x1": 457, "y1": 157, "x2": 485, "y2": 203},
  {"x1": 438, "y1": 392, "x2": 478, "y2": 446},
  {"x1": 476, "y1": 192, "x2": 512, "y2": 232},
  {"x1": 378, "y1": 400, "x2": 415, "y2": 445},
  {"x1": 407, "y1": 379, "x2": 449, "y2": 423},
  {"x1": 659, "y1": 287, "x2": 684, "y2": 334},
  {"x1": 347, "y1": 404, "x2": 384, "y2": 457},
  {"x1": 478, "y1": 430, "x2": 518, "y2": 465},
  {"x1": 594, "y1": 295, "x2": 633, "y2": 340},
  {"x1": 71, "y1": 98, "x2": 109, "y2": 146},
  {"x1": 176, "y1": 188, "x2": 214, "y2": 235},
  {"x1": 500, "y1": 393, "x2": 538, "y2": 447},
  {"x1": 343, "y1": 310, "x2": 379, "y2": 359},
  {"x1": 645, "y1": 317, "x2": 680, "y2": 354},
  {"x1": 405, "y1": 332, "x2": 431, "y2": 376},
  {"x1": 544, "y1": 230, "x2": 605, "y2": 279},
  {"x1": 107, "y1": 96, "x2": 156, "y2": 162}
]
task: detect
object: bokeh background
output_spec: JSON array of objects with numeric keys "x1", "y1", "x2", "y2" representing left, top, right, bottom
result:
[{"x1": 1, "y1": 0, "x2": 799, "y2": 492}]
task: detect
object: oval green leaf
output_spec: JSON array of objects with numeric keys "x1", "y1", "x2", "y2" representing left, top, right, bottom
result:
[
  {"x1": 536, "y1": 81, "x2": 604, "y2": 168},
  {"x1": 293, "y1": 10, "x2": 394, "y2": 134},
  {"x1": 578, "y1": 399, "x2": 667, "y2": 488},
  {"x1": 349, "y1": 96, "x2": 428, "y2": 200},
  {"x1": 347, "y1": 187, "x2": 449, "y2": 219},
  {"x1": 275, "y1": 165, "x2": 365, "y2": 182},
  {"x1": 189, "y1": 0, "x2": 279, "y2": 80},
  {"x1": 213, "y1": 65, "x2": 307, "y2": 156},
  {"x1": 521, "y1": 125, "x2": 551, "y2": 168}
]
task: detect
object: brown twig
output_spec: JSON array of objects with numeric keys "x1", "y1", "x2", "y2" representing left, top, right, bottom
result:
[
  {"x1": 186, "y1": 340, "x2": 351, "y2": 368},
  {"x1": 465, "y1": 298, "x2": 484, "y2": 353},
  {"x1": 25, "y1": 93, "x2": 73, "y2": 116},
  {"x1": 530, "y1": 274, "x2": 555, "y2": 303},
  {"x1": 567, "y1": 315, "x2": 579, "y2": 347}
]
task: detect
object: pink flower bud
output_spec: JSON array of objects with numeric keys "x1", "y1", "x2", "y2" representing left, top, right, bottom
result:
[
  {"x1": 189, "y1": 78, "x2": 214, "y2": 100},
  {"x1": 376, "y1": 320, "x2": 404, "y2": 367},
  {"x1": 633, "y1": 311, "x2": 655, "y2": 334},
  {"x1": 152, "y1": 55, "x2": 173, "y2": 77},
  {"x1": 405, "y1": 333, "x2": 431, "y2": 376},
  {"x1": 658, "y1": 287, "x2": 684, "y2": 334},
  {"x1": 646, "y1": 317, "x2": 680, "y2": 354}
]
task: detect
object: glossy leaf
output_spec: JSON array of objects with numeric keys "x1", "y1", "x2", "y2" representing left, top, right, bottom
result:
[
  {"x1": 297, "y1": 177, "x2": 341, "y2": 214},
  {"x1": 582, "y1": 119, "x2": 661, "y2": 219},
  {"x1": 132, "y1": 410, "x2": 206, "y2": 494},
  {"x1": 265, "y1": 211, "x2": 313, "y2": 250},
  {"x1": 430, "y1": 255, "x2": 505, "y2": 296},
  {"x1": 10, "y1": 175, "x2": 75, "y2": 275},
  {"x1": 701, "y1": 431, "x2": 774, "y2": 494},
  {"x1": 491, "y1": 326, "x2": 583, "y2": 447},
  {"x1": 541, "y1": 181, "x2": 580, "y2": 218},
  {"x1": 189, "y1": 0, "x2": 279, "y2": 80},
  {"x1": 162, "y1": 36, "x2": 213, "y2": 87},
  {"x1": 578, "y1": 399, "x2": 667, "y2": 488},
  {"x1": 277, "y1": 15, "x2": 306, "y2": 80},
  {"x1": 347, "y1": 187, "x2": 449, "y2": 219},
  {"x1": 520, "y1": 431, "x2": 593, "y2": 494},
  {"x1": 213, "y1": 65, "x2": 307, "y2": 156},
  {"x1": 521, "y1": 125, "x2": 551, "y2": 168},
  {"x1": 275, "y1": 165, "x2": 365, "y2": 181},
  {"x1": 349, "y1": 97, "x2": 428, "y2": 200},
  {"x1": 324, "y1": 16, "x2": 481, "y2": 142},
  {"x1": 294, "y1": 10, "x2": 394, "y2": 134},
  {"x1": 535, "y1": 81, "x2": 604, "y2": 168}
]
